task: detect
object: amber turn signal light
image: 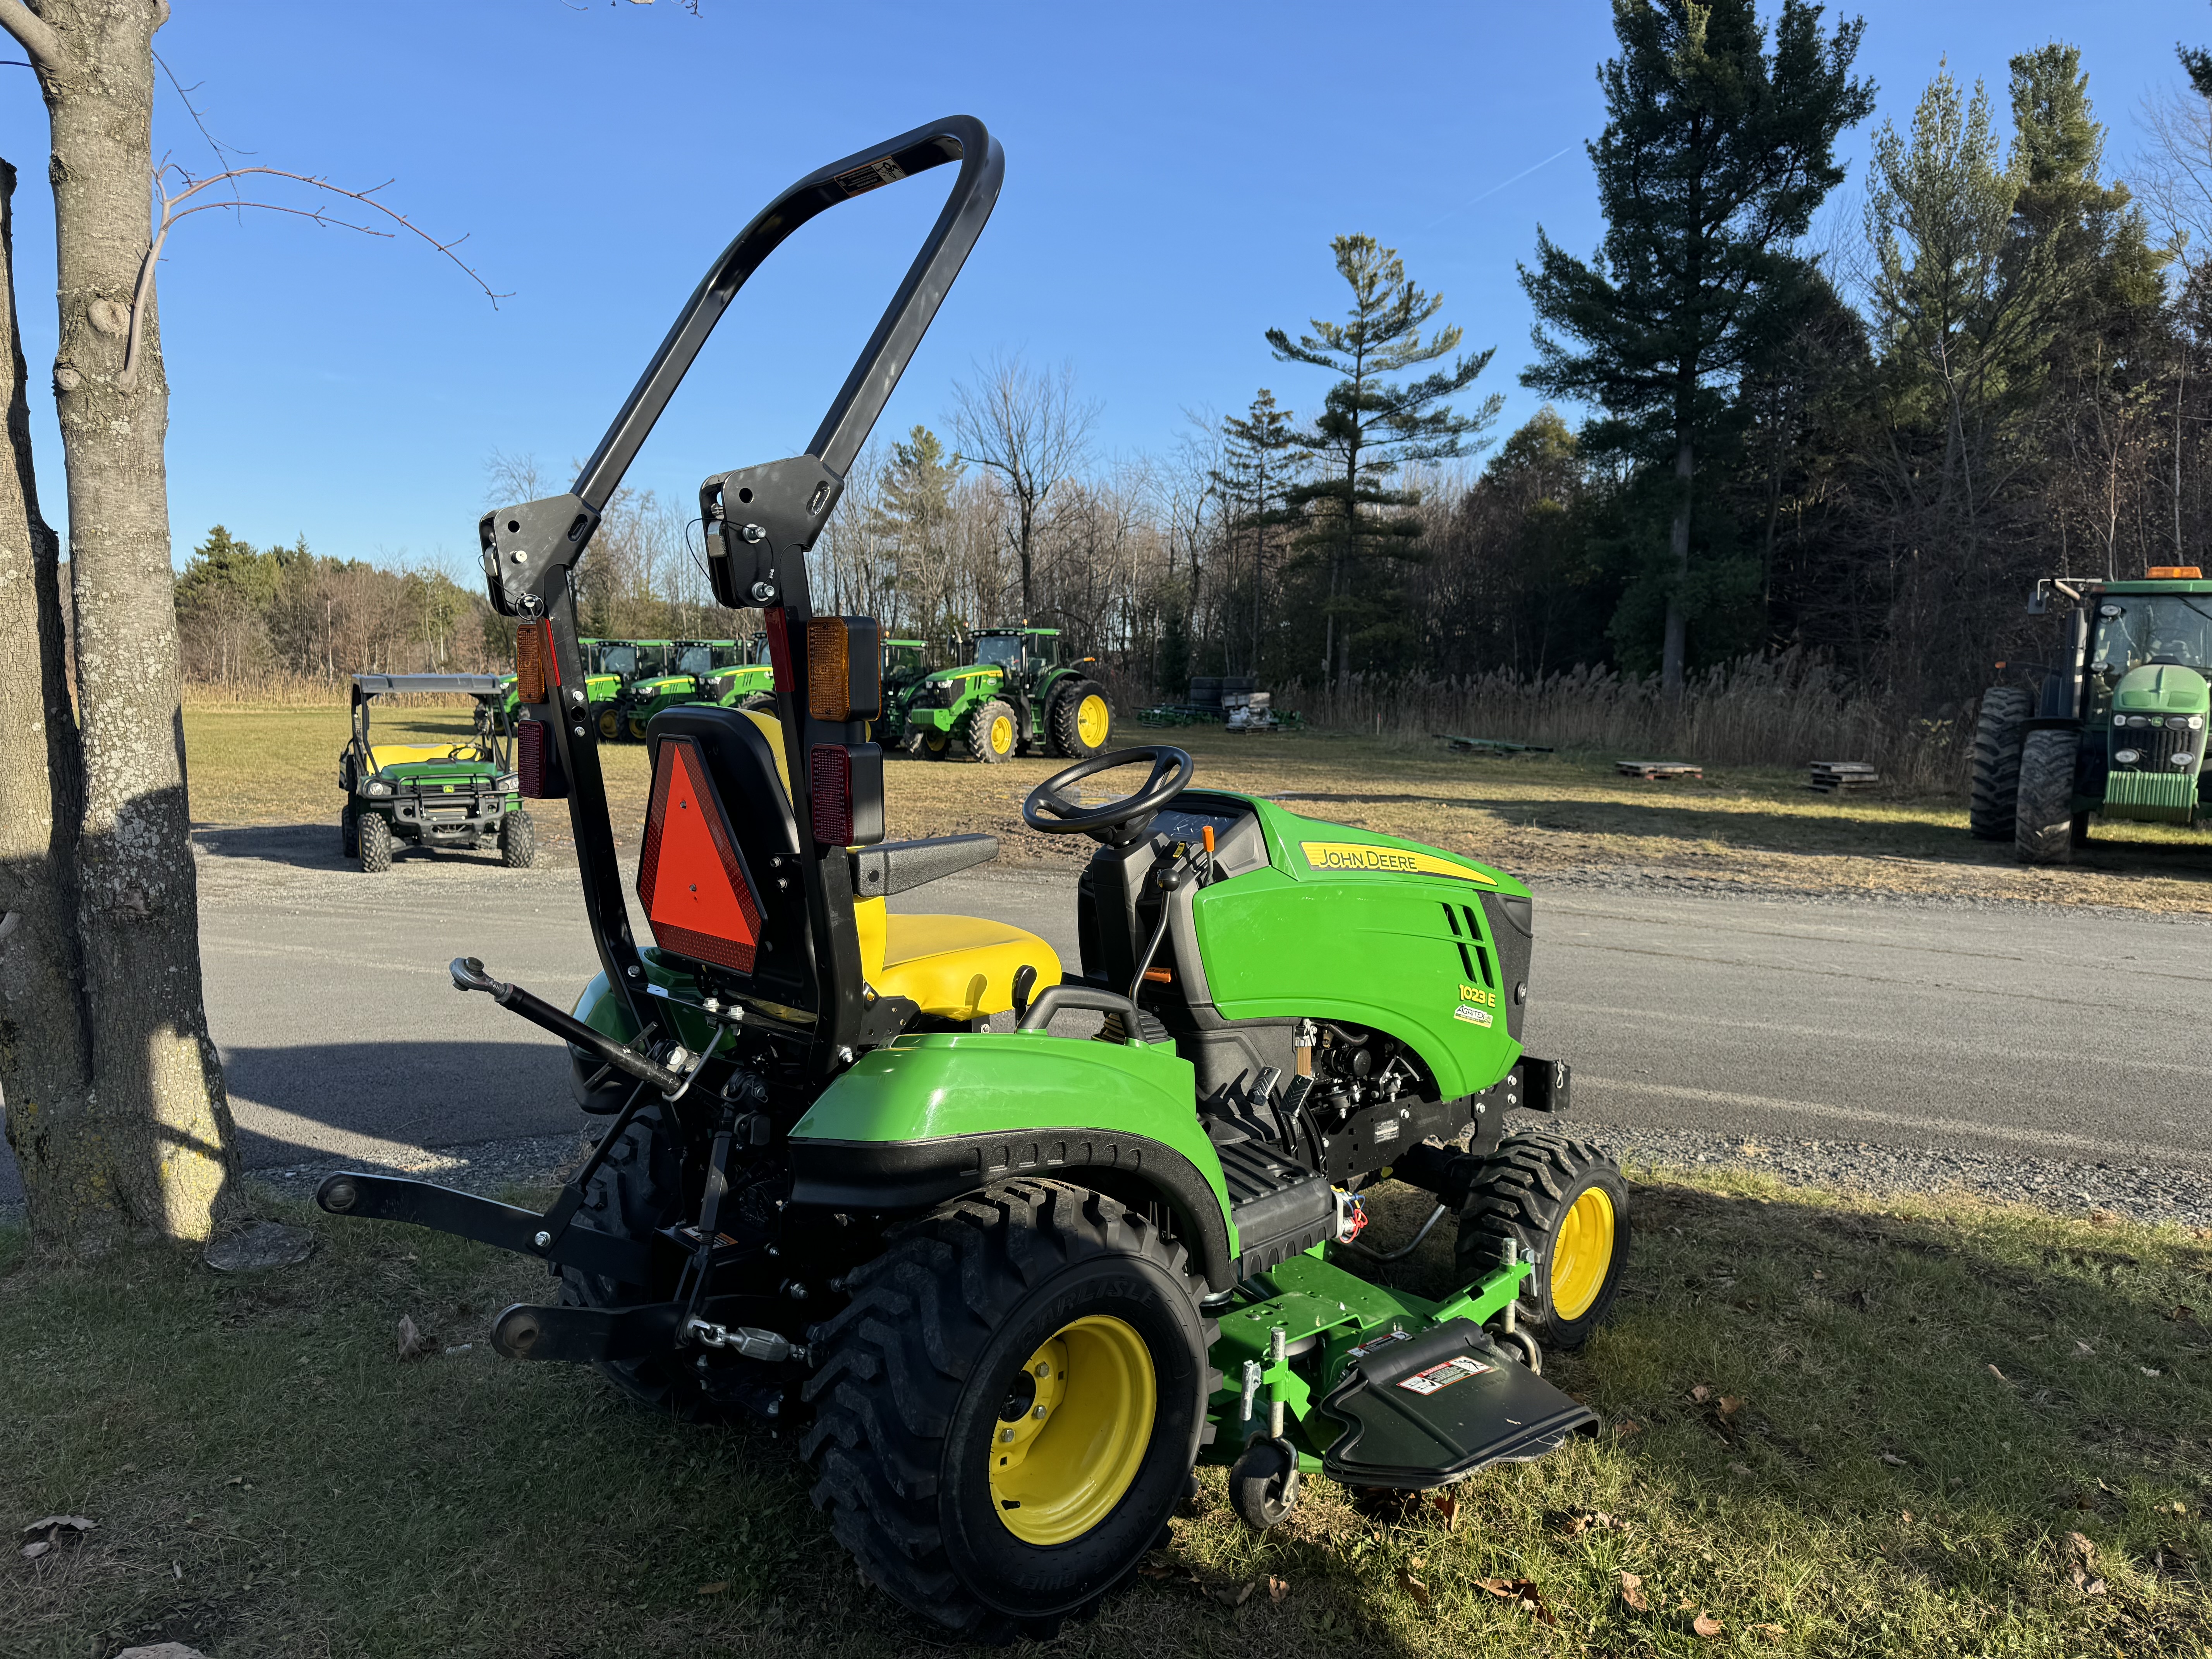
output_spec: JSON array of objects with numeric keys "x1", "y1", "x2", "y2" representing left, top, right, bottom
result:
[
  {"x1": 515, "y1": 623, "x2": 548, "y2": 705},
  {"x1": 807, "y1": 616, "x2": 883, "y2": 721}
]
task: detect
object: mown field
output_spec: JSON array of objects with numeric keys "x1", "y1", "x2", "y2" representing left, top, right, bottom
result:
[
  {"x1": 4, "y1": 1173, "x2": 2206, "y2": 1658},
  {"x1": 183, "y1": 701, "x2": 2212, "y2": 912}
]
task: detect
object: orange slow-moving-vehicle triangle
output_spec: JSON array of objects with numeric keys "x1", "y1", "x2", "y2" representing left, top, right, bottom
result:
[{"x1": 637, "y1": 736, "x2": 764, "y2": 975}]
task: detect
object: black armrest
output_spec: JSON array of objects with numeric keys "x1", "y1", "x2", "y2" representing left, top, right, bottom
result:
[{"x1": 849, "y1": 833, "x2": 999, "y2": 898}]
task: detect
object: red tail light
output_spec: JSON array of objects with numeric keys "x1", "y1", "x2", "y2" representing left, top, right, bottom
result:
[
  {"x1": 809, "y1": 742, "x2": 884, "y2": 847},
  {"x1": 637, "y1": 735, "x2": 765, "y2": 975},
  {"x1": 516, "y1": 719, "x2": 566, "y2": 799}
]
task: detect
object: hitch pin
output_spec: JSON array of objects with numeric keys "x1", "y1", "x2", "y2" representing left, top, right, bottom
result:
[
  {"x1": 685, "y1": 1318, "x2": 809, "y2": 1365},
  {"x1": 1268, "y1": 1325, "x2": 1287, "y2": 1439}
]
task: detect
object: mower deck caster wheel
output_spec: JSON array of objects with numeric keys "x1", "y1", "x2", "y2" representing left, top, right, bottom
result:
[
  {"x1": 1229, "y1": 1435, "x2": 1302, "y2": 1530},
  {"x1": 1491, "y1": 1327, "x2": 1542, "y2": 1376}
]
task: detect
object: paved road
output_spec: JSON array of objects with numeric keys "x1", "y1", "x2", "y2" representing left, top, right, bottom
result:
[{"x1": 4, "y1": 823, "x2": 2209, "y2": 1207}]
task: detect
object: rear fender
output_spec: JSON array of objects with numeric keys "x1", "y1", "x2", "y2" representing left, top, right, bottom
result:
[{"x1": 789, "y1": 1030, "x2": 1238, "y2": 1291}]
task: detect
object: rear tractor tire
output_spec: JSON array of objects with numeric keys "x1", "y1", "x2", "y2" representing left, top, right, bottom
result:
[
  {"x1": 557, "y1": 1103, "x2": 727, "y2": 1421},
  {"x1": 597, "y1": 706, "x2": 623, "y2": 742},
  {"x1": 357, "y1": 810, "x2": 392, "y2": 873},
  {"x1": 1969, "y1": 686, "x2": 2031, "y2": 841},
  {"x1": 2013, "y1": 727, "x2": 2080, "y2": 866},
  {"x1": 1455, "y1": 1128, "x2": 1629, "y2": 1351},
  {"x1": 1050, "y1": 680, "x2": 1113, "y2": 760},
  {"x1": 963, "y1": 698, "x2": 1018, "y2": 764},
  {"x1": 500, "y1": 807, "x2": 536, "y2": 869},
  {"x1": 803, "y1": 1179, "x2": 1216, "y2": 1642}
]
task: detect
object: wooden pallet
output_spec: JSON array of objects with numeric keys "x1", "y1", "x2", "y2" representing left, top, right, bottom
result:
[
  {"x1": 1806, "y1": 760, "x2": 1879, "y2": 794},
  {"x1": 1617, "y1": 760, "x2": 1702, "y2": 780}
]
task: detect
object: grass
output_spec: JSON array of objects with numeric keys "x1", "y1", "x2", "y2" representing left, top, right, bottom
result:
[
  {"x1": 184, "y1": 705, "x2": 2212, "y2": 912},
  {"x1": 4, "y1": 1173, "x2": 2207, "y2": 1657}
]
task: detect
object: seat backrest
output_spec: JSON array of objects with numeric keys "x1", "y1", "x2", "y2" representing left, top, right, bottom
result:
[{"x1": 638, "y1": 705, "x2": 816, "y2": 1010}]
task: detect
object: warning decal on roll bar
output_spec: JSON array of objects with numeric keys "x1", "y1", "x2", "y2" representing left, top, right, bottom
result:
[{"x1": 835, "y1": 156, "x2": 907, "y2": 196}]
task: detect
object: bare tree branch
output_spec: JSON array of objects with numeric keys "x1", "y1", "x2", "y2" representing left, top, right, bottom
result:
[
  {"x1": 0, "y1": 0, "x2": 61, "y2": 74},
  {"x1": 118, "y1": 163, "x2": 508, "y2": 389}
]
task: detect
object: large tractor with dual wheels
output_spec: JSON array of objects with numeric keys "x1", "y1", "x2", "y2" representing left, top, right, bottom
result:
[
  {"x1": 1972, "y1": 568, "x2": 2212, "y2": 864},
  {"x1": 900, "y1": 625, "x2": 1113, "y2": 762},
  {"x1": 314, "y1": 118, "x2": 1627, "y2": 1642}
]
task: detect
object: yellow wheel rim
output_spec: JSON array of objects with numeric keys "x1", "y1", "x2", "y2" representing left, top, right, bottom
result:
[
  {"x1": 597, "y1": 708, "x2": 621, "y2": 741},
  {"x1": 989, "y1": 714, "x2": 1015, "y2": 755},
  {"x1": 988, "y1": 1316, "x2": 1155, "y2": 1546},
  {"x1": 628, "y1": 716, "x2": 649, "y2": 742},
  {"x1": 923, "y1": 729, "x2": 948, "y2": 754},
  {"x1": 1549, "y1": 1186, "x2": 1616, "y2": 1322},
  {"x1": 1077, "y1": 694, "x2": 1110, "y2": 748}
]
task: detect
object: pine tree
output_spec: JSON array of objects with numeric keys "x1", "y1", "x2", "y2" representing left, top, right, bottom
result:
[
  {"x1": 1520, "y1": 0, "x2": 1874, "y2": 692},
  {"x1": 1267, "y1": 235, "x2": 1500, "y2": 680},
  {"x1": 1212, "y1": 390, "x2": 1301, "y2": 677},
  {"x1": 865, "y1": 424, "x2": 963, "y2": 635}
]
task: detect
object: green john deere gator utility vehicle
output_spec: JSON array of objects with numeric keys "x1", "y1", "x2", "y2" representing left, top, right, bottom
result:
[
  {"x1": 315, "y1": 118, "x2": 1626, "y2": 1643},
  {"x1": 902, "y1": 624, "x2": 1113, "y2": 762},
  {"x1": 1972, "y1": 566, "x2": 2212, "y2": 864},
  {"x1": 339, "y1": 674, "x2": 534, "y2": 872}
]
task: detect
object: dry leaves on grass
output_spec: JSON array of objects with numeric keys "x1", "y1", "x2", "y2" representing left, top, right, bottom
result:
[
  {"x1": 1619, "y1": 1570, "x2": 1650, "y2": 1612},
  {"x1": 1266, "y1": 1575, "x2": 1290, "y2": 1604},
  {"x1": 1879, "y1": 1451, "x2": 1908, "y2": 1467},
  {"x1": 1474, "y1": 1577, "x2": 1558, "y2": 1626},
  {"x1": 2066, "y1": 1531, "x2": 2108, "y2": 1595},
  {"x1": 1211, "y1": 1580, "x2": 1255, "y2": 1609},
  {"x1": 1553, "y1": 1508, "x2": 1628, "y2": 1539},
  {"x1": 696, "y1": 1582, "x2": 728, "y2": 1596},
  {"x1": 1692, "y1": 1611, "x2": 1725, "y2": 1638},
  {"x1": 396, "y1": 1314, "x2": 431, "y2": 1361},
  {"x1": 1397, "y1": 1563, "x2": 1431, "y2": 1607},
  {"x1": 1613, "y1": 1418, "x2": 1644, "y2": 1440},
  {"x1": 20, "y1": 1514, "x2": 96, "y2": 1561},
  {"x1": 1431, "y1": 1492, "x2": 1459, "y2": 1528}
]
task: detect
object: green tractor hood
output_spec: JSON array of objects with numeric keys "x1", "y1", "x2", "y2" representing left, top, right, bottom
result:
[{"x1": 2111, "y1": 663, "x2": 2212, "y2": 718}]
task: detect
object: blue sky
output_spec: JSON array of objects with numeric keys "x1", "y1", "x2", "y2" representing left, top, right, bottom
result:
[{"x1": 0, "y1": 1, "x2": 2196, "y2": 576}]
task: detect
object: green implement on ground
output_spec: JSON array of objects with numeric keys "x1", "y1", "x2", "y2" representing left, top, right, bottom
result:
[
  {"x1": 339, "y1": 673, "x2": 534, "y2": 872},
  {"x1": 314, "y1": 117, "x2": 1628, "y2": 1644},
  {"x1": 899, "y1": 625, "x2": 1113, "y2": 762},
  {"x1": 1973, "y1": 567, "x2": 2212, "y2": 863}
]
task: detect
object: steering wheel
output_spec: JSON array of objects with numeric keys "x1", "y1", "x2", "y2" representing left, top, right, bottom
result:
[{"x1": 1024, "y1": 747, "x2": 1196, "y2": 845}]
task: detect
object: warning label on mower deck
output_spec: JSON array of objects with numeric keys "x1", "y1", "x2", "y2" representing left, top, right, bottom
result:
[
  {"x1": 1300, "y1": 840, "x2": 1497, "y2": 885},
  {"x1": 1396, "y1": 1355, "x2": 1494, "y2": 1396}
]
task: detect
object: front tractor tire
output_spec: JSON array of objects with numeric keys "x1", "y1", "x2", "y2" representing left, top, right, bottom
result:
[
  {"x1": 1969, "y1": 686, "x2": 2031, "y2": 841},
  {"x1": 357, "y1": 810, "x2": 392, "y2": 873},
  {"x1": 1455, "y1": 1128, "x2": 1628, "y2": 1351},
  {"x1": 500, "y1": 807, "x2": 536, "y2": 869},
  {"x1": 2013, "y1": 727, "x2": 2080, "y2": 866},
  {"x1": 803, "y1": 1180, "x2": 1215, "y2": 1642},
  {"x1": 1049, "y1": 680, "x2": 1112, "y2": 760},
  {"x1": 963, "y1": 698, "x2": 1018, "y2": 764}
]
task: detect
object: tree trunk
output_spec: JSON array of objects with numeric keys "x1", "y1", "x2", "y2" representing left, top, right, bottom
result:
[
  {"x1": 0, "y1": 155, "x2": 100, "y2": 1246},
  {"x1": 15, "y1": 0, "x2": 240, "y2": 1242},
  {"x1": 1662, "y1": 431, "x2": 1694, "y2": 694}
]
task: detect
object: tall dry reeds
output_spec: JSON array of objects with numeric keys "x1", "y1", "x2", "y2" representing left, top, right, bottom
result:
[{"x1": 1278, "y1": 651, "x2": 1970, "y2": 792}]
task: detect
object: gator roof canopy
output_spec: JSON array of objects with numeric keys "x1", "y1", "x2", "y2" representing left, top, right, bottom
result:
[
  {"x1": 2096, "y1": 580, "x2": 2212, "y2": 596},
  {"x1": 352, "y1": 674, "x2": 507, "y2": 697}
]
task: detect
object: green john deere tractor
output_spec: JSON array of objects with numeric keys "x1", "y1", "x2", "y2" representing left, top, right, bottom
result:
[
  {"x1": 339, "y1": 674, "x2": 534, "y2": 872},
  {"x1": 902, "y1": 625, "x2": 1113, "y2": 762},
  {"x1": 612, "y1": 637, "x2": 776, "y2": 740},
  {"x1": 1972, "y1": 567, "x2": 2212, "y2": 864},
  {"x1": 316, "y1": 118, "x2": 1626, "y2": 1643},
  {"x1": 875, "y1": 636, "x2": 937, "y2": 751}
]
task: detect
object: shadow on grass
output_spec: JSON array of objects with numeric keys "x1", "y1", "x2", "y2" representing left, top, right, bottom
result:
[{"x1": 2, "y1": 1174, "x2": 2207, "y2": 1657}]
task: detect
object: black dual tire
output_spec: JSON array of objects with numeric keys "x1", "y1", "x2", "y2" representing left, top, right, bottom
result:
[
  {"x1": 1048, "y1": 679, "x2": 1111, "y2": 760},
  {"x1": 1455, "y1": 1128, "x2": 1629, "y2": 1351},
  {"x1": 962, "y1": 698, "x2": 1017, "y2": 764},
  {"x1": 357, "y1": 811, "x2": 392, "y2": 873},
  {"x1": 340, "y1": 804, "x2": 359, "y2": 859},
  {"x1": 2014, "y1": 727, "x2": 2080, "y2": 866},
  {"x1": 1969, "y1": 687, "x2": 2031, "y2": 841},
  {"x1": 556, "y1": 1104, "x2": 725, "y2": 1420},
  {"x1": 500, "y1": 807, "x2": 536, "y2": 869},
  {"x1": 803, "y1": 1180, "x2": 1215, "y2": 1642}
]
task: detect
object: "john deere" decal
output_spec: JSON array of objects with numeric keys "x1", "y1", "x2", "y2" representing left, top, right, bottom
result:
[{"x1": 1300, "y1": 840, "x2": 1496, "y2": 885}]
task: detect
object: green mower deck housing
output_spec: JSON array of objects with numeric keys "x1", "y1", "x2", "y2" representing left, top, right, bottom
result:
[
  {"x1": 900, "y1": 625, "x2": 1114, "y2": 762},
  {"x1": 339, "y1": 674, "x2": 534, "y2": 872},
  {"x1": 1972, "y1": 570, "x2": 2212, "y2": 863},
  {"x1": 314, "y1": 118, "x2": 1626, "y2": 1644}
]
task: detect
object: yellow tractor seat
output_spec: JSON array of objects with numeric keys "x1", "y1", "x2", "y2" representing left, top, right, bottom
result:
[
  {"x1": 366, "y1": 742, "x2": 488, "y2": 771},
  {"x1": 855, "y1": 898, "x2": 1060, "y2": 1023}
]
